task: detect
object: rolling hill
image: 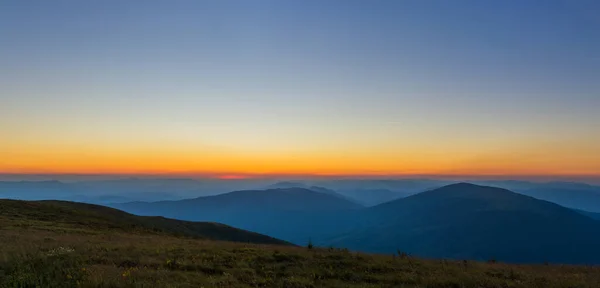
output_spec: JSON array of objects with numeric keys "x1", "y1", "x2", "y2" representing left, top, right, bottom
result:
[
  {"x1": 516, "y1": 187, "x2": 600, "y2": 213},
  {"x1": 266, "y1": 182, "x2": 363, "y2": 205},
  {"x1": 575, "y1": 209, "x2": 600, "y2": 220},
  {"x1": 0, "y1": 199, "x2": 290, "y2": 246},
  {"x1": 326, "y1": 183, "x2": 600, "y2": 264},
  {"x1": 474, "y1": 181, "x2": 600, "y2": 212},
  {"x1": 308, "y1": 179, "x2": 453, "y2": 206},
  {"x1": 113, "y1": 188, "x2": 363, "y2": 244}
]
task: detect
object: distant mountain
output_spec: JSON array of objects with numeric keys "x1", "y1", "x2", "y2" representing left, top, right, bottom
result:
[
  {"x1": 307, "y1": 179, "x2": 453, "y2": 206},
  {"x1": 473, "y1": 180, "x2": 542, "y2": 191},
  {"x1": 539, "y1": 181, "x2": 600, "y2": 191},
  {"x1": 0, "y1": 180, "x2": 183, "y2": 203},
  {"x1": 472, "y1": 181, "x2": 600, "y2": 212},
  {"x1": 0, "y1": 179, "x2": 239, "y2": 204},
  {"x1": 117, "y1": 187, "x2": 363, "y2": 214},
  {"x1": 69, "y1": 178, "x2": 265, "y2": 199},
  {"x1": 325, "y1": 183, "x2": 600, "y2": 264},
  {"x1": 308, "y1": 186, "x2": 363, "y2": 204},
  {"x1": 515, "y1": 187, "x2": 600, "y2": 213},
  {"x1": 266, "y1": 179, "x2": 447, "y2": 206},
  {"x1": 266, "y1": 181, "x2": 355, "y2": 200},
  {"x1": 334, "y1": 188, "x2": 406, "y2": 206},
  {"x1": 0, "y1": 199, "x2": 291, "y2": 246},
  {"x1": 267, "y1": 182, "x2": 363, "y2": 205},
  {"x1": 113, "y1": 188, "x2": 363, "y2": 244},
  {"x1": 266, "y1": 181, "x2": 308, "y2": 189},
  {"x1": 0, "y1": 180, "x2": 76, "y2": 200},
  {"x1": 575, "y1": 209, "x2": 600, "y2": 221}
]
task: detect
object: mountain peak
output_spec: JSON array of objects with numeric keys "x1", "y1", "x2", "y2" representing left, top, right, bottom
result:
[
  {"x1": 444, "y1": 182, "x2": 484, "y2": 189},
  {"x1": 420, "y1": 182, "x2": 513, "y2": 198},
  {"x1": 335, "y1": 183, "x2": 600, "y2": 264},
  {"x1": 266, "y1": 182, "x2": 307, "y2": 189},
  {"x1": 445, "y1": 182, "x2": 486, "y2": 187}
]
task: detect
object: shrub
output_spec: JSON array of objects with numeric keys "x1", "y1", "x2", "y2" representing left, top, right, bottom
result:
[
  {"x1": 397, "y1": 249, "x2": 408, "y2": 258},
  {"x1": 307, "y1": 239, "x2": 313, "y2": 250}
]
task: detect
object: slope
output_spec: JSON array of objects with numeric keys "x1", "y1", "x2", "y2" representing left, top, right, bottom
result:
[
  {"x1": 326, "y1": 183, "x2": 600, "y2": 264},
  {"x1": 516, "y1": 187, "x2": 600, "y2": 213},
  {"x1": 575, "y1": 209, "x2": 600, "y2": 220},
  {"x1": 266, "y1": 182, "x2": 363, "y2": 205},
  {"x1": 0, "y1": 199, "x2": 290, "y2": 246},
  {"x1": 473, "y1": 181, "x2": 600, "y2": 212},
  {"x1": 3, "y1": 220, "x2": 600, "y2": 288},
  {"x1": 113, "y1": 188, "x2": 363, "y2": 244}
]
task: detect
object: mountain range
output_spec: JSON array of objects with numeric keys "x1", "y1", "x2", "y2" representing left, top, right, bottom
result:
[
  {"x1": 112, "y1": 183, "x2": 600, "y2": 264},
  {"x1": 5, "y1": 178, "x2": 600, "y2": 211},
  {"x1": 112, "y1": 188, "x2": 363, "y2": 244},
  {"x1": 325, "y1": 183, "x2": 600, "y2": 264},
  {"x1": 4, "y1": 178, "x2": 600, "y2": 264}
]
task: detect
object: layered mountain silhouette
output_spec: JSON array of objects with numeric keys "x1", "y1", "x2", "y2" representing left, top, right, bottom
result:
[
  {"x1": 107, "y1": 183, "x2": 600, "y2": 264},
  {"x1": 474, "y1": 181, "x2": 600, "y2": 212},
  {"x1": 298, "y1": 179, "x2": 452, "y2": 206},
  {"x1": 325, "y1": 183, "x2": 600, "y2": 264},
  {"x1": 516, "y1": 187, "x2": 600, "y2": 213},
  {"x1": 113, "y1": 188, "x2": 363, "y2": 244},
  {"x1": 575, "y1": 209, "x2": 600, "y2": 220},
  {"x1": 266, "y1": 182, "x2": 362, "y2": 205},
  {"x1": 336, "y1": 188, "x2": 407, "y2": 206},
  {"x1": 0, "y1": 178, "x2": 277, "y2": 204}
]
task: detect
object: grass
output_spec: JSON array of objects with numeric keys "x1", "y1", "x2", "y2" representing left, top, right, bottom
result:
[
  {"x1": 0, "y1": 199, "x2": 290, "y2": 245},
  {"x1": 1, "y1": 199, "x2": 600, "y2": 287}
]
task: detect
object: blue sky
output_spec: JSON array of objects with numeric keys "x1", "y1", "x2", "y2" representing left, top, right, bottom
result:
[{"x1": 1, "y1": 0, "x2": 599, "y2": 175}]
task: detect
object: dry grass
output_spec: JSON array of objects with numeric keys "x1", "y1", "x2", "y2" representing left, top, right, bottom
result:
[
  {"x1": 1, "y1": 199, "x2": 600, "y2": 287},
  {"x1": 3, "y1": 229, "x2": 600, "y2": 287}
]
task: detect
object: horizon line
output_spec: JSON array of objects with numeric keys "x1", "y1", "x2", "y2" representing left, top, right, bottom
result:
[{"x1": 2, "y1": 172, "x2": 600, "y2": 180}]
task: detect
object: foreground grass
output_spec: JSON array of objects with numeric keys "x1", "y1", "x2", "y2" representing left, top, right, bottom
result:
[
  {"x1": 2, "y1": 230, "x2": 600, "y2": 288},
  {"x1": 1, "y1": 199, "x2": 600, "y2": 287}
]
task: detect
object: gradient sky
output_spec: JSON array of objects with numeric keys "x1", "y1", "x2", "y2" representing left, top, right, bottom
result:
[{"x1": 1, "y1": 0, "x2": 599, "y2": 176}]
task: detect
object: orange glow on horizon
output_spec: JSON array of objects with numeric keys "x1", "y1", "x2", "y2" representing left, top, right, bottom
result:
[
  {"x1": 2, "y1": 135, "x2": 600, "y2": 177},
  {"x1": 2, "y1": 149, "x2": 600, "y2": 177},
  {"x1": 217, "y1": 175, "x2": 253, "y2": 179}
]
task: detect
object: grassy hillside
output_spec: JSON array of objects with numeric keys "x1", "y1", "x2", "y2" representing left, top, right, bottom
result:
[
  {"x1": 0, "y1": 199, "x2": 290, "y2": 245},
  {"x1": 1, "y1": 199, "x2": 600, "y2": 287}
]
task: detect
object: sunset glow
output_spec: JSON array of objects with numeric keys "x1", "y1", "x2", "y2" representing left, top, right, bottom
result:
[{"x1": 1, "y1": 1, "x2": 599, "y2": 179}]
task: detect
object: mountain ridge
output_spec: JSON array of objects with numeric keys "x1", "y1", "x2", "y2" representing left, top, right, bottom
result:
[
  {"x1": 326, "y1": 183, "x2": 600, "y2": 264},
  {"x1": 113, "y1": 188, "x2": 363, "y2": 244}
]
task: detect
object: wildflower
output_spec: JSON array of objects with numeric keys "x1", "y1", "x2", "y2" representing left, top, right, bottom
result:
[{"x1": 48, "y1": 246, "x2": 75, "y2": 256}]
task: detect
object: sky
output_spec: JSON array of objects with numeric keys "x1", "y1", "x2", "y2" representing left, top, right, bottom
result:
[{"x1": 1, "y1": 0, "x2": 599, "y2": 177}]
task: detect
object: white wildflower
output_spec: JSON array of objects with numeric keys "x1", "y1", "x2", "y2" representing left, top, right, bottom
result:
[{"x1": 47, "y1": 246, "x2": 75, "y2": 256}]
